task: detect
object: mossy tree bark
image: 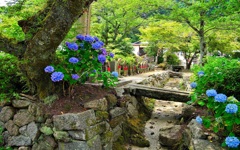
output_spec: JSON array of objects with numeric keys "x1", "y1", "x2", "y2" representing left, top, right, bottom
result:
[{"x1": 0, "y1": 0, "x2": 95, "y2": 100}]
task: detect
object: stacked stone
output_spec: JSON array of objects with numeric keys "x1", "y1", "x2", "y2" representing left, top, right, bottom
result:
[
  {"x1": 140, "y1": 72, "x2": 170, "y2": 88},
  {"x1": 0, "y1": 93, "x2": 141, "y2": 150},
  {"x1": 0, "y1": 99, "x2": 43, "y2": 150}
]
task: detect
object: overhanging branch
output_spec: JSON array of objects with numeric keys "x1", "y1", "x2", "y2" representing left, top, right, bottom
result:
[{"x1": 0, "y1": 36, "x2": 26, "y2": 58}]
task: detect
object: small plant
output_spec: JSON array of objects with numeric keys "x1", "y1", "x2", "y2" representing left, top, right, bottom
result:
[
  {"x1": 0, "y1": 52, "x2": 25, "y2": 101},
  {"x1": 45, "y1": 34, "x2": 118, "y2": 95},
  {"x1": 189, "y1": 57, "x2": 240, "y2": 149}
]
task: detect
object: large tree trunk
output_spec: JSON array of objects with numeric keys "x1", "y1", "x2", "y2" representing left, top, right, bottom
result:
[{"x1": 17, "y1": 0, "x2": 95, "y2": 100}]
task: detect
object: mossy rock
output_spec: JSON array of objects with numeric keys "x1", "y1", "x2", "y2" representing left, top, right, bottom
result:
[
  {"x1": 105, "y1": 94, "x2": 118, "y2": 109},
  {"x1": 109, "y1": 115, "x2": 125, "y2": 128},
  {"x1": 131, "y1": 134, "x2": 150, "y2": 147},
  {"x1": 95, "y1": 111, "x2": 109, "y2": 122},
  {"x1": 40, "y1": 126, "x2": 53, "y2": 135},
  {"x1": 113, "y1": 136, "x2": 126, "y2": 150}
]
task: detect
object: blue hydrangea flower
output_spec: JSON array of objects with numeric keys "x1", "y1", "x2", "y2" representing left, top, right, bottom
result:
[
  {"x1": 190, "y1": 82, "x2": 197, "y2": 88},
  {"x1": 98, "y1": 54, "x2": 106, "y2": 64},
  {"x1": 98, "y1": 41, "x2": 104, "y2": 46},
  {"x1": 92, "y1": 70, "x2": 96, "y2": 73},
  {"x1": 214, "y1": 93, "x2": 227, "y2": 102},
  {"x1": 198, "y1": 71, "x2": 204, "y2": 77},
  {"x1": 109, "y1": 52, "x2": 114, "y2": 58},
  {"x1": 225, "y1": 104, "x2": 238, "y2": 114},
  {"x1": 67, "y1": 42, "x2": 78, "y2": 51},
  {"x1": 51, "y1": 72, "x2": 64, "y2": 82},
  {"x1": 69, "y1": 57, "x2": 79, "y2": 64},
  {"x1": 206, "y1": 89, "x2": 217, "y2": 97},
  {"x1": 79, "y1": 43, "x2": 84, "y2": 48},
  {"x1": 196, "y1": 116, "x2": 203, "y2": 124},
  {"x1": 71, "y1": 74, "x2": 80, "y2": 80},
  {"x1": 44, "y1": 66, "x2": 54, "y2": 73},
  {"x1": 112, "y1": 71, "x2": 118, "y2": 78},
  {"x1": 92, "y1": 42, "x2": 103, "y2": 50},
  {"x1": 76, "y1": 34, "x2": 85, "y2": 40},
  {"x1": 84, "y1": 35, "x2": 94, "y2": 43},
  {"x1": 225, "y1": 136, "x2": 240, "y2": 148},
  {"x1": 93, "y1": 36, "x2": 99, "y2": 41},
  {"x1": 100, "y1": 48, "x2": 107, "y2": 55}
]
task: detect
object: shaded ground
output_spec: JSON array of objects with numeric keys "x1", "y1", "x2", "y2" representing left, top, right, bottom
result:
[{"x1": 43, "y1": 84, "x2": 116, "y2": 116}]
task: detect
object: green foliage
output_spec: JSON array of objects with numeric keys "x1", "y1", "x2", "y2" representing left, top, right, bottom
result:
[
  {"x1": 190, "y1": 56, "x2": 240, "y2": 148},
  {"x1": 0, "y1": 52, "x2": 24, "y2": 100},
  {"x1": 151, "y1": 0, "x2": 240, "y2": 65},
  {"x1": 191, "y1": 57, "x2": 240, "y2": 100},
  {"x1": 165, "y1": 52, "x2": 180, "y2": 65},
  {"x1": 45, "y1": 34, "x2": 118, "y2": 94},
  {"x1": 0, "y1": 0, "x2": 48, "y2": 41}
]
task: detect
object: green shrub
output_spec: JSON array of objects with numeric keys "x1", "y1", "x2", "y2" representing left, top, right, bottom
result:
[
  {"x1": 0, "y1": 52, "x2": 24, "y2": 100},
  {"x1": 189, "y1": 56, "x2": 240, "y2": 149},
  {"x1": 165, "y1": 52, "x2": 180, "y2": 65},
  {"x1": 191, "y1": 57, "x2": 240, "y2": 100}
]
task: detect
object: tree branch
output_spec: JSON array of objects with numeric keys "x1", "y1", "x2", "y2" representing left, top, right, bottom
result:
[
  {"x1": 0, "y1": 35, "x2": 26, "y2": 58},
  {"x1": 185, "y1": 19, "x2": 200, "y2": 34}
]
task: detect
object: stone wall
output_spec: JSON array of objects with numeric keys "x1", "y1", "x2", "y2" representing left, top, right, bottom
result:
[
  {"x1": 139, "y1": 71, "x2": 170, "y2": 87},
  {"x1": 0, "y1": 92, "x2": 142, "y2": 150}
]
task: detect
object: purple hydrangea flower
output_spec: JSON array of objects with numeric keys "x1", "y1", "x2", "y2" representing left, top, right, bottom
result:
[
  {"x1": 84, "y1": 35, "x2": 94, "y2": 43},
  {"x1": 67, "y1": 42, "x2": 78, "y2": 51},
  {"x1": 65, "y1": 42, "x2": 70, "y2": 46},
  {"x1": 225, "y1": 104, "x2": 238, "y2": 114},
  {"x1": 100, "y1": 48, "x2": 107, "y2": 55},
  {"x1": 198, "y1": 71, "x2": 204, "y2": 77},
  {"x1": 196, "y1": 116, "x2": 202, "y2": 124},
  {"x1": 190, "y1": 82, "x2": 197, "y2": 88},
  {"x1": 206, "y1": 89, "x2": 217, "y2": 97},
  {"x1": 51, "y1": 72, "x2": 64, "y2": 82},
  {"x1": 92, "y1": 41, "x2": 103, "y2": 50},
  {"x1": 225, "y1": 136, "x2": 240, "y2": 148},
  {"x1": 44, "y1": 66, "x2": 54, "y2": 73},
  {"x1": 98, "y1": 54, "x2": 106, "y2": 64},
  {"x1": 76, "y1": 34, "x2": 85, "y2": 40},
  {"x1": 69, "y1": 57, "x2": 79, "y2": 64},
  {"x1": 93, "y1": 36, "x2": 99, "y2": 41},
  {"x1": 109, "y1": 52, "x2": 114, "y2": 58},
  {"x1": 112, "y1": 71, "x2": 118, "y2": 78},
  {"x1": 214, "y1": 93, "x2": 227, "y2": 102},
  {"x1": 71, "y1": 74, "x2": 80, "y2": 80}
]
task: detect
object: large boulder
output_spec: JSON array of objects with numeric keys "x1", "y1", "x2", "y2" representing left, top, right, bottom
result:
[
  {"x1": 13, "y1": 110, "x2": 35, "y2": 127},
  {"x1": 26, "y1": 122, "x2": 40, "y2": 141},
  {"x1": 181, "y1": 104, "x2": 196, "y2": 120},
  {"x1": 53, "y1": 110, "x2": 96, "y2": 131},
  {"x1": 12, "y1": 100, "x2": 31, "y2": 108},
  {"x1": 5, "y1": 120, "x2": 19, "y2": 136},
  {"x1": 8, "y1": 135, "x2": 31, "y2": 146},
  {"x1": 187, "y1": 119, "x2": 207, "y2": 139},
  {"x1": 32, "y1": 136, "x2": 56, "y2": 150},
  {"x1": 84, "y1": 98, "x2": 108, "y2": 111},
  {"x1": 105, "y1": 94, "x2": 118, "y2": 109},
  {"x1": 0, "y1": 106, "x2": 15, "y2": 122},
  {"x1": 159, "y1": 125, "x2": 183, "y2": 148},
  {"x1": 109, "y1": 107, "x2": 126, "y2": 119}
]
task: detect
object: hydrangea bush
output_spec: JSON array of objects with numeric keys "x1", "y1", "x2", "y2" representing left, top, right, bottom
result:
[
  {"x1": 44, "y1": 34, "x2": 118, "y2": 94},
  {"x1": 189, "y1": 57, "x2": 240, "y2": 149}
]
